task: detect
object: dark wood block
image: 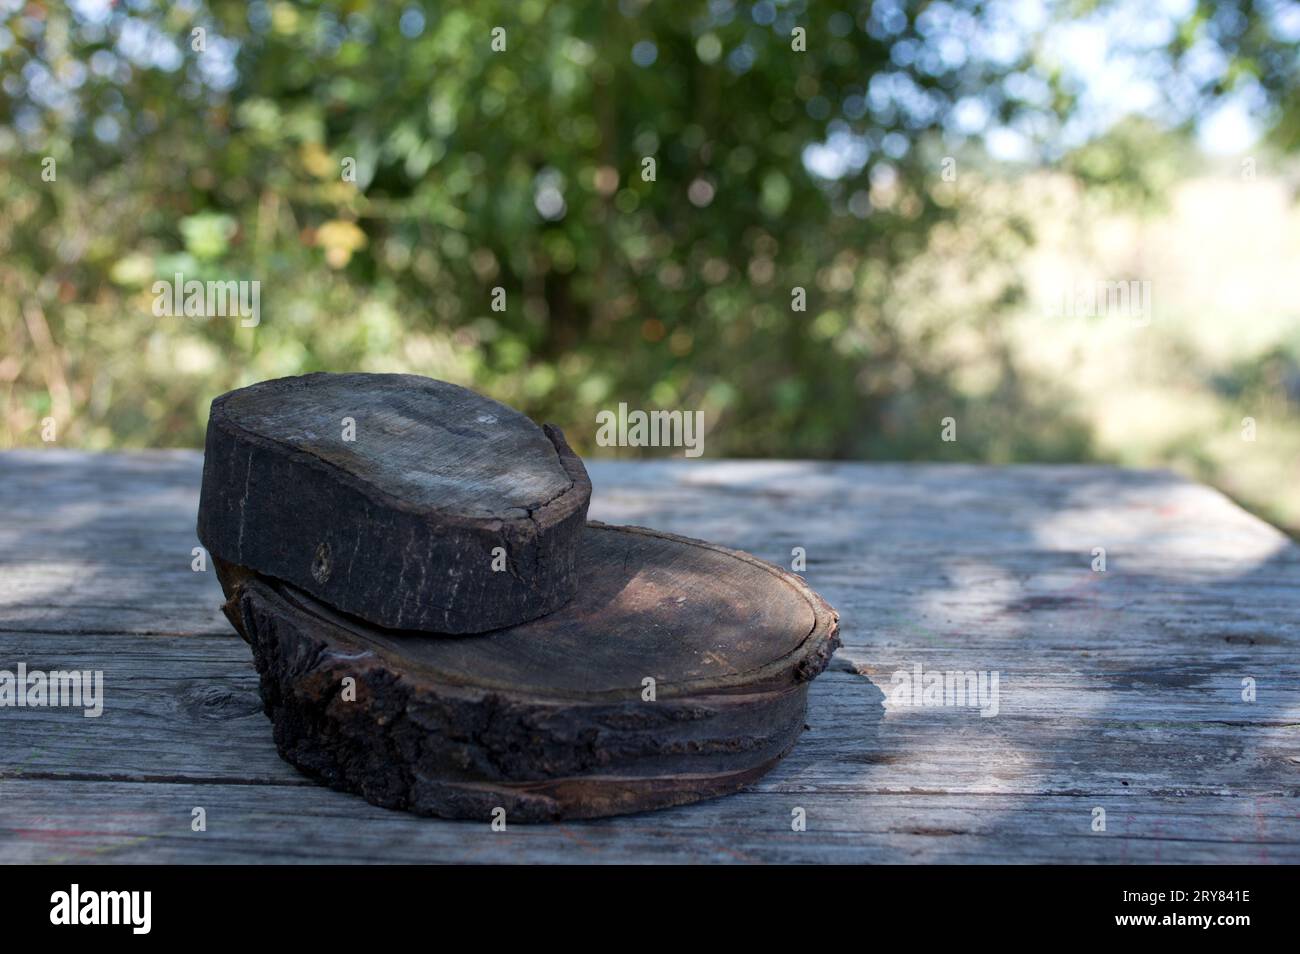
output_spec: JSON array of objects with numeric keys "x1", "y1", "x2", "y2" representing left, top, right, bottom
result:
[
  {"x1": 216, "y1": 522, "x2": 841, "y2": 822},
  {"x1": 197, "y1": 372, "x2": 591, "y2": 634}
]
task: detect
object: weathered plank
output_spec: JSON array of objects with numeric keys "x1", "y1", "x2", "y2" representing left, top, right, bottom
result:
[
  {"x1": 0, "y1": 451, "x2": 227, "y2": 635},
  {"x1": 1, "y1": 641, "x2": 1296, "y2": 798},
  {"x1": 1, "y1": 452, "x2": 1297, "y2": 862},
  {"x1": 2, "y1": 780, "x2": 1296, "y2": 864},
  {"x1": 197, "y1": 373, "x2": 591, "y2": 633}
]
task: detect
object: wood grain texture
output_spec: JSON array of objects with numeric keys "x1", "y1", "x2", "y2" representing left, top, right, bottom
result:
[
  {"x1": 196, "y1": 373, "x2": 591, "y2": 634},
  {"x1": 1, "y1": 452, "x2": 1298, "y2": 862},
  {"x1": 213, "y1": 523, "x2": 839, "y2": 821}
]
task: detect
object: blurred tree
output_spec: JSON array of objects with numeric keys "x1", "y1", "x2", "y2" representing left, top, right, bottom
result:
[{"x1": 0, "y1": 0, "x2": 1295, "y2": 462}]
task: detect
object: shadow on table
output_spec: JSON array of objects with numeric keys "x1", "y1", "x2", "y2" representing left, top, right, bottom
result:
[{"x1": 589, "y1": 461, "x2": 1300, "y2": 861}]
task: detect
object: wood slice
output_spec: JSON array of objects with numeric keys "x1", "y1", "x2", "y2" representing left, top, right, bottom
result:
[
  {"x1": 216, "y1": 522, "x2": 841, "y2": 822},
  {"x1": 197, "y1": 372, "x2": 591, "y2": 634}
]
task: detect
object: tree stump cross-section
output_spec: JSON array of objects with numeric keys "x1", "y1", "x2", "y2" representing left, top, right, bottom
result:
[
  {"x1": 216, "y1": 522, "x2": 841, "y2": 822},
  {"x1": 196, "y1": 373, "x2": 591, "y2": 634}
]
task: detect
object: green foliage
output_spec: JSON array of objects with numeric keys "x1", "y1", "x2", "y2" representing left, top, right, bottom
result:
[
  {"x1": 0, "y1": 1, "x2": 1052, "y2": 453},
  {"x1": 0, "y1": 0, "x2": 1296, "y2": 514}
]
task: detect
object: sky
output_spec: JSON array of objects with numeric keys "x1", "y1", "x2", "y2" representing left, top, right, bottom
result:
[{"x1": 796, "y1": 0, "x2": 1297, "y2": 176}]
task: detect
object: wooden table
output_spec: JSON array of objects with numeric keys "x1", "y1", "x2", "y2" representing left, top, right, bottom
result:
[{"x1": 2, "y1": 451, "x2": 1297, "y2": 863}]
